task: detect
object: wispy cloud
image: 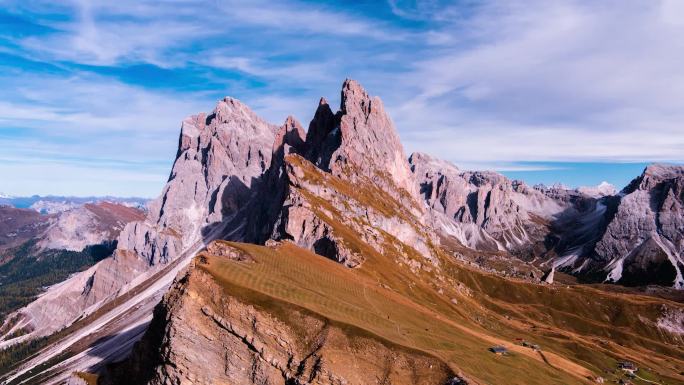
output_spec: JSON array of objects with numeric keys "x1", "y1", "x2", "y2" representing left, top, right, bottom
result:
[
  {"x1": 0, "y1": 0, "x2": 683, "y2": 196},
  {"x1": 391, "y1": 0, "x2": 684, "y2": 166}
]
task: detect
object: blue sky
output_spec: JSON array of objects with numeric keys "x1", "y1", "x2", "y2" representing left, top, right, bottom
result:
[{"x1": 0, "y1": 0, "x2": 683, "y2": 197}]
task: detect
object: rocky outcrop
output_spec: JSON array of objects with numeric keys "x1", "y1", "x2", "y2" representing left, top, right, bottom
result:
[
  {"x1": 409, "y1": 152, "x2": 567, "y2": 255},
  {"x1": 264, "y1": 81, "x2": 436, "y2": 268},
  {"x1": 410, "y1": 153, "x2": 684, "y2": 288},
  {"x1": 593, "y1": 164, "x2": 684, "y2": 288},
  {"x1": 306, "y1": 79, "x2": 421, "y2": 208},
  {"x1": 101, "y1": 257, "x2": 455, "y2": 385},
  {"x1": 250, "y1": 116, "x2": 308, "y2": 244},
  {"x1": 3, "y1": 97, "x2": 279, "y2": 341},
  {"x1": 119, "y1": 97, "x2": 279, "y2": 265},
  {"x1": 38, "y1": 202, "x2": 145, "y2": 252}
]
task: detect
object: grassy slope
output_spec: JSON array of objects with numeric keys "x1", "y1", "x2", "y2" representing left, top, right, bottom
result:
[
  {"x1": 260, "y1": 154, "x2": 684, "y2": 383},
  {"x1": 202, "y1": 240, "x2": 684, "y2": 385},
  {"x1": 254, "y1": 154, "x2": 684, "y2": 384},
  {"x1": 201, "y1": 242, "x2": 588, "y2": 385}
]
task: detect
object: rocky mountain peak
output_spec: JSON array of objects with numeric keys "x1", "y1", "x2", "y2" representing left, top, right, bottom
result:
[
  {"x1": 623, "y1": 163, "x2": 684, "y2": 194},
  {"x1": 576, "y1": 181, "x2": 617, "y2": 198},
  {"x1": 274, "y1": 115, "x2": 306, "y2": 154},
  {"x1": 302, "y1": 80, "x2": 421, "y2": 205},
  {"x1": 304, "y1": 96, "x2": 339, "y2": 170},
  {"x1": 410, "y1": 152, "x2": 569, "y2": 254},
  {"x1": 340, "y1": 78, "x2": 372, "y2": 115},
  {"x1": 409, "y1": 152, "x2": 460, "y2": 177},
  {"x1": 213, "y1": 97, "x2": 261, "y2": 124},
  {"x1": 3, "y1": 94, "x2": 281, "y2": 343},
  {"x1": 644, "y1": 163, "x2": 684, "y2": 178},
  {"x1": 330, "y1": 79, "x2": 419, "y2": 204},
  {"x1": 592, "y1": 163, "x2": 684, "y2": 288}
]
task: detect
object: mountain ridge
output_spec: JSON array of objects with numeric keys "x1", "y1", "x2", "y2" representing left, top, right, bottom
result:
[{"x1": 1, "y1": 79, "x2": 683, "y2": 385}]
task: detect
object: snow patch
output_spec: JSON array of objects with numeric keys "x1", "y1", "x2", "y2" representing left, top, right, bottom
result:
[{"x1": 604, "y1": 257, "x2": 624, "y2": 283}]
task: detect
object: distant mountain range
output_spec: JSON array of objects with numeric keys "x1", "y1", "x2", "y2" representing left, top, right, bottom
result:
[
  {"x1": 0, "y1": 201, "x2": 145, "y2": 355},
  {"x1": 0, "y1": 80, "x2": 682, "y2": 385},
  {"x1": 0, "y1": 195, "x2": 149, "y2": 213}
]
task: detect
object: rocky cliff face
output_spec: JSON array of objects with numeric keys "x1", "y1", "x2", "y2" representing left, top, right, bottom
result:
[
  {"x1": 102, "y1": 252, "x2": 455, "y2": 385},
  {"x1": 305, "y1": 80, "x2": 421, "y2": 208},
  {"x1": 264, "y1": 80, "x2": 435, "y2": 268},
  {"x1": 411, "y1": 152, "x2": 684, "y2": 288},
  {"x1": 118, "y1": 97, "x2": 279, "y2": 266},
  {"x1": 1, "y1": 98, "x2": 280, "y2": 342},
  {"x1": 593, "y1": 164, "x2": 684, "y2": 288},
  {"x1": 409, "y1": 152, "x2": 567, "y2": 255}
]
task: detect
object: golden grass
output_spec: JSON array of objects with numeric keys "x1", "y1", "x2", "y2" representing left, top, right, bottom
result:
[{"x1": 199, "y1": 242, "x2": 593, "y2": 385}]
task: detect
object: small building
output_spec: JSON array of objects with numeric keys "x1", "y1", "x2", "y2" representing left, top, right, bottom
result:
[
  {"x1": 489, "y1": 346, "x2": 508, "y2": 355},
  {"x1": 521, "y1": 341, "x2": 541, "y2": 351},
  {"x1": 617, "y1": 361, "x2": 638, "y2": 373}
]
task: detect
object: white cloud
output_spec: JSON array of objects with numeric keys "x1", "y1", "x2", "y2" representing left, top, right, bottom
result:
[
  {"x1": 0, "y1": 72, "x2": 212, "y2": 196},
  {"x1": 0, "y1": 158, "x2": 165, "y2": 197},
  {"x1": 10, "y1": 0, "x2": 400, "y2": 67},
  {"x1": 391, "y1": 0, "x2": 684, "y2": 165},
  {"x1": 2, "y1": 0, "x2": 684, "y2": 196},
  {"x1": 203, "y1": 55, "x2": 333, "y2": 84}
]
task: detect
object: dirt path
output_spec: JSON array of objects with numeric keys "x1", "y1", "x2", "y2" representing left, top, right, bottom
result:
[
  {"x1": 438, "y1": 313, "x2": 594, "y2": 381},
  {"x1": 633, "y1": 373, "x2": 660, "y2": 384}
]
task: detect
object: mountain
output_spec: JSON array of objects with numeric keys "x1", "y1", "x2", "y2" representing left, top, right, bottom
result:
[
  {"x1": 594, "y1": 164, "x2": 684, "y2": 287},
  {"x1": 0, "y1": 207, "x2": 52, "y2": 254},
  {"x1": 0, "y1": 202, "x2": 144, "y2": 258},
  {"x1": 531, "y1": 164, "x2": 684, "y2": 288},
  {"x1": 409, "y1": 151, "x2": 568, "y2": 254},
  {"x1": 0, "y1": 202, "x2": 144, "y2": 330},
  {"x1": 0, "y1": 196, "x2": 149, "y2": 213},
  {"x1": 1, "y1": 80, "x2": 683, "y2": 385},
  {"x1": 410, "y1": 153, "x2": 684, "y2": 289}
]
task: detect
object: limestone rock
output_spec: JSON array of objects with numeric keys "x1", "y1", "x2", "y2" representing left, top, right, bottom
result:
[
  {"x1": 120, "y1": 97, "x2": 279, "y2": 265},
  {"x1": 38, "y1": 202, "x2": 145, "y2": 252},
  {"x1": 409, "y1": 152, "x2": 567, "y2": 254},
  {"x1": 306, "y1": 79, "x2": 421, "y2": 209},
  {"x1": 5, "y1": 96, "x2": 279, "y2": 340},
  {"x1": 594, "y1": 164, "x2": 684, "y2": 288},
  {"x1": 262, "y1": 81, "x2": 436, "y2": 268}
]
